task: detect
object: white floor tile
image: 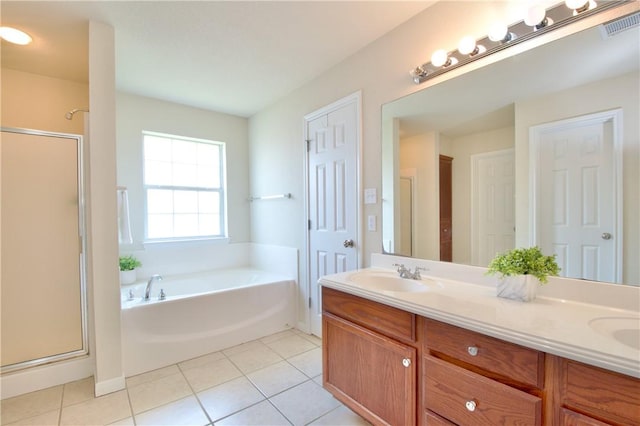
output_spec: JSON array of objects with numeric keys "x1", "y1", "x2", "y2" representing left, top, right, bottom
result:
[
  {"x1": 128, "y1": 372, "x2": 192, "y2": 414},
  {"x1": 266, "y1": 335, "x2": 317, "y2": 359},
  {"x1": 246, "y1": 361, "x2": 307, "y2": 397},
  {"x1": 214, "y1": 400, "x2": 290, "y2": 426},
  {"x1": 0, "y1": 386, "x2": 63, "y2": 424},
  {"x1": 126, "y1": 364, "x2": 181, "y2": 388},
  {"x1": 226, "y1": 345, "x2": 283, "y2": 374},
  {"x1": 59, "y1": 390, "x2": 131, "y2": 426},
  {"x1": 3, "y1": 409, "x2": 59, "y2": 426},
  {"x1": 197, "y1": 376, "x2": 265, "y2": 422},
  {"x1": 62, "y1": 376, "x2": 95, "y2": 407},
  {"x1": 135, "y1": 395, "x2": 209, "y2": 426},
  {"x1": 182, "y1": 357, "x2": 243, "y2": 392},
  {"x1": 287, "y1": 347, "x2": 322, "y2": 378},
  {"x1": 178, "y1": 351, "x2": 226, "y2": 371},
  {"x1": 309, "y1": 405, "x2": 371, "y2": 426},
  {"x1": 269, "y1": 380, "x2": 340, "y2": 426}
]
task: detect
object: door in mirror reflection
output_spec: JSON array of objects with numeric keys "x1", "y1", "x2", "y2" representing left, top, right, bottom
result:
[{"x1": 531, "y1": 110, "x2": 621, "y2": 283}]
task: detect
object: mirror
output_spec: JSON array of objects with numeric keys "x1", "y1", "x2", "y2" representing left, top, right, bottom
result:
[{"x1": 382, "y1": 13, "x2": 639, "y2": 285}]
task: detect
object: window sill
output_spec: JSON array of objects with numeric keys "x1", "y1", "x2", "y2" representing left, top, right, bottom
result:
[{"x1": 142, "y1": 237, "x2": 230, "y2": 249}]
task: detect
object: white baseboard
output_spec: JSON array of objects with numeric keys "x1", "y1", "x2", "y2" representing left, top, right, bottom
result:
[{"x1": 94, "y1": 375, "x2": 126, "y2": 397}]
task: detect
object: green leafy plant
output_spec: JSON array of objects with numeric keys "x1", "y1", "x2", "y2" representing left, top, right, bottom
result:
[
  {"x1": 119, "y1": 255, "x2": 141, "y2": 272},
  {"x1": 486, "y1": 246, "x2": 560, "y2": 284}
]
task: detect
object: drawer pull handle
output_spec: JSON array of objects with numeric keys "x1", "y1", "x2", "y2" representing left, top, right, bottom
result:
[
  {"x1": 467, "y1": 346, "x2": 479, "y2": 356},
  {"x1": 402, "y1": 358, "x2": 411, "y2": 368},
  {"x1": 465, "y1": 400, "x2": 477, "y2": 412}
]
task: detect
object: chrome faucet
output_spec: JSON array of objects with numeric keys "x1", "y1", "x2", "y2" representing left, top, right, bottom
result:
[
  {"x1": 392, "y1": 264, "x2": 428, "y2": 280},
  {"x1": 145, "y1": 274, "x2": 163, "y2": 300},
  {"x1": 393, "y1": 263, "x2": 413, "y2": 279}
]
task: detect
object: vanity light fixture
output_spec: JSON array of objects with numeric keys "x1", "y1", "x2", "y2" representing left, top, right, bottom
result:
[
  {"x1": 487, "y1": 22, "x2": 516, "y2": 43},
  {"x1": 458, "y1": 36, "x2": 486, "y2": 56},
  {"x1": 525, "y1": 5, "x2": 553, "y2": 29},
  {"x1": 566, "y1": 0, "x2": 597, "y2": 14},
  {"x1": 411, "y1": 0, "x2": 628, "y2": 85},
  {"x1": 431, "y1": 49, "x2": 458, "y2": 67},
  {"x1": 0, "y1": 26, "x2": 32, "y2": 45}
]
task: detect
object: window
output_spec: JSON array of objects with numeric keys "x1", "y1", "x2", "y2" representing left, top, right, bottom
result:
[{"x1": 143, "y1": 132, "x2": 226, "y2": 241}]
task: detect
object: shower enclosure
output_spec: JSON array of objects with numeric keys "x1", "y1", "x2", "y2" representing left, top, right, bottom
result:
[{"x1": 1, "y1": 127, "x2": 88, "y2": 372}]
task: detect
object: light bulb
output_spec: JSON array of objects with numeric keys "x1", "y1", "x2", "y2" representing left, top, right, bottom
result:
[
  {"x1": 458, "y1": 36, "x2": 477, "y2": 55},
  {"x1": 565, "y1": 0, "x2": 588, "y2": 10},
  {"x1": 488, "y1": 22, "x2": 509, "y2": 42},
  {"x1": 431, "y1": 49, "x2": 449, "y2": 67},
  {"x1": 524, "y1": 5, "x2": 546, "y2": 27},
  {"x1": 0, "y1": 27, "x2": 32, "y2": 45}
]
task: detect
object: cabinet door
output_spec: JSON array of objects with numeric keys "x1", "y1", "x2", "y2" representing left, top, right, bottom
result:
[{"x1": 323, "y1": 313, "x2": 416, "y2": 426}]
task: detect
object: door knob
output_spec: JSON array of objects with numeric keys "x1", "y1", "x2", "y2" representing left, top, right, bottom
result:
[
  {"x1": 601, "y1": 233, "x2": 612, "y2": 240},
  {"x1": 343, "y1": 239, "x2": 354, "y2": 248}
]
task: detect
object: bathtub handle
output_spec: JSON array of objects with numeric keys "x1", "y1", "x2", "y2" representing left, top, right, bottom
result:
[{"x1": 159, "y1": 289, "x2": 166, "y2": 300}]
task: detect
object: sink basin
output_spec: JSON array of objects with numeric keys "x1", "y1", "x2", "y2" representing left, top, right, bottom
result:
[
  {"x1": 346, "y1": 271, "x2": 440, "y2": 293},
  {"x1": 588, "y1": 317, "x2": 640, "y2": 350}
]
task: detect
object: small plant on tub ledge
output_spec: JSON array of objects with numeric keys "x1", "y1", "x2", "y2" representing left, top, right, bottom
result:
[
  {"x1": 486, "y1": 246, "x2": 560, "y2": 302},
  {"x1": 119, "y1": 255, "x2": 141, "y2": 285}
]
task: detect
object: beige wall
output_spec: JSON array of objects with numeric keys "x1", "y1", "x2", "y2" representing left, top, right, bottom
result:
[
  {"x1": 248, "y1": 1, "x2": 538, "y2": 329},
  {"x1": 116, "y1": 93, "x2": 250, "y2": 246},
  {"x1": 515, "y1": 71, "x2": 640, "y2": 285},
  {"x1": 400, "y1": 132, "x2": 440, "y2": 260},
  {"x1": 1, "y1": 68, "x2": 88, "y2": 134}
]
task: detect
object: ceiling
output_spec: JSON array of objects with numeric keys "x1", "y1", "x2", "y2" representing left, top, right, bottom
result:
[{"x1": 1, "y1": 1, "x2": 434, "y2": 117}]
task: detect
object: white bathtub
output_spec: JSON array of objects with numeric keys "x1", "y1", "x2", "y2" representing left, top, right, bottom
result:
[{"x1": 120, "y1": 268, "x2": 296, "y2": 377}]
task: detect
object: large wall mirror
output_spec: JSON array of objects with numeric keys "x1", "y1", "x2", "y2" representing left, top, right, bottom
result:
[{"x1": 382, "y1": 7, "x2": 639, "y2": 286}]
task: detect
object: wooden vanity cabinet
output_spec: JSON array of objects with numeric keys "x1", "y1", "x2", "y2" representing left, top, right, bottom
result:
[
  {"x1": 322, "y1": 287, "x2": 640, "y2": 426},
  {"x1": 322, "y1": 287, "x2": 418, "y2": 425},
  {"x1": 552, "y1": 356, "x2": 640, "y2": 426}
]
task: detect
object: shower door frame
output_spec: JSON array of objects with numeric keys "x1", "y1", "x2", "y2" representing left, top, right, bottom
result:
[{"x1": 1, "y1": 126, "x2": 89, "y2": 373}]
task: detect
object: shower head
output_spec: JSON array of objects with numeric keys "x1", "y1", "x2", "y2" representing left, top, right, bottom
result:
[{"x1": 65, "y1": 108, "x2": 89, "y2": 120}]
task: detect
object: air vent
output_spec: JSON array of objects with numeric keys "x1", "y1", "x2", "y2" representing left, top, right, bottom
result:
[{"x1": 600, "y1": 12, "x2": 640, "y2": 38}]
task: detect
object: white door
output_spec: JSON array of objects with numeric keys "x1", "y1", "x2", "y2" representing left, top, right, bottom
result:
[
  {"x1": 531, "y1": 110, "x2": 621, "y2": 282},
  {"x1": 307, "y1": 95, "x2": 360, "y2": 337},
  {"x1": 471, "y1": 149, "x2": 515, "y2": 266}
]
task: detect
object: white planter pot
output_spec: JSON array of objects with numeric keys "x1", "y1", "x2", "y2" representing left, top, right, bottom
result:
[
  {"x1": 120, "y1": 269, "x2": 137, "y2": 285},
  {"x1": 496, "y1": 275, "x2": 540, "y2": 302}
]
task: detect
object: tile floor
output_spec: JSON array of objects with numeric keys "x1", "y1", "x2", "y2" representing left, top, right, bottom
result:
[{"x1": 1, "y1": 329, "x2": 370, "y2": 426}]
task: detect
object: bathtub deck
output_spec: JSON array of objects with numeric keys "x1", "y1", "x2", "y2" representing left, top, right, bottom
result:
[{"x1": 1, "y1": 329, "x2": 370, "y2": 426}]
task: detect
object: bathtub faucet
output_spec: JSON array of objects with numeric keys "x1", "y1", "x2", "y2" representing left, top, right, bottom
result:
[{"x1": 145, "y1": 274, "x2": 163, "y2": 301}]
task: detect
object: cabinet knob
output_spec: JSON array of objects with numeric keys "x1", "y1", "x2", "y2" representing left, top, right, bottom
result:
[
  {"x1": 402, "y1": 358, "x2": 411, "y2": 368},
  {"x1": 465, "y1": 400, "x2": 477, "y2": 412},
  {"x1": 467, "y1": 346, "x2": 479, "y2": 356}
]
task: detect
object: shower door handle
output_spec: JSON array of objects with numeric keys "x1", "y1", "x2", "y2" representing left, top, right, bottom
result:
[{"x1": 343, "y1": 239, "x2": 354, "y2": 248}]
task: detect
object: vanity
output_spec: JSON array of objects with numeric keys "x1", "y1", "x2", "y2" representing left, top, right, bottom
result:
[{"x1": 320, "y1": 254, "x2": 640, "y2": 426}]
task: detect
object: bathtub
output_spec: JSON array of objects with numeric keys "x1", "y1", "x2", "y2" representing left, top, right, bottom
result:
[{"x1": 120, "y1": 268, "x2": 296, "y2": 377}]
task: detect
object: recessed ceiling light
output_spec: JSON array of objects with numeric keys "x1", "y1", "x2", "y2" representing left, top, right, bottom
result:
[{"x1": 0, "y1": 27, "x2": 32, "y2": 45}]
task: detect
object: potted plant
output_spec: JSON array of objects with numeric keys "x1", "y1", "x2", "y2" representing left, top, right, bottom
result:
[
  {"x1": 119, "y1": 255, "x2": 141, "y2": 285},
  {"x1": 486, "y1": 246, "x2": 560, "y2": 302}
]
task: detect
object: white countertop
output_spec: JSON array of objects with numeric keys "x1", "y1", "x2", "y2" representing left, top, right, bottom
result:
[{"x1": 319, "y1": 255, "x2": 640, "y2": 379}]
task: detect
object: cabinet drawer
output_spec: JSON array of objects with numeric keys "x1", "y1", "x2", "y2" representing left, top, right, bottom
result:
[
  {"x1": 424, "y1": 410, "x2": 456, "y2": 425},
  {"x1": 424, "y1": 318, "x2": 543, "y2": 388},
  {"x1": 559, "y1": 408, "x2": 610, "y2": 426},
  {"x1": 423, "y1": 355, "x2": 542, "y2": 426},
  {"x1": 561, "y1": 359, "x2": 640, "y2": 426},
  {"x1": 322, "y1": 287, "x2": 415, "y2": 342}
]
